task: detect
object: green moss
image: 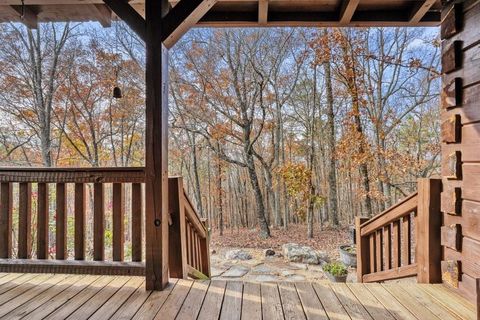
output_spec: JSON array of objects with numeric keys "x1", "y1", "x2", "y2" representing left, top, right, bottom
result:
[{"x1": 322, "y1": 261, "x2": 348, "y2": 276}]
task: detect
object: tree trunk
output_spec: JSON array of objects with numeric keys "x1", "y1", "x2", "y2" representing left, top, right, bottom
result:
[
  {"x1": 245, "y1": 151, "x2": 271, "y2": 238},
  {"x1": 323, "y1": 34, "x2": 339, "y2": 226}
]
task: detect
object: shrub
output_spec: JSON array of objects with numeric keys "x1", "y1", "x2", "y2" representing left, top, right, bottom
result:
[{"x1": 322, "y1": 261, "x2": 348, "y2": 276}]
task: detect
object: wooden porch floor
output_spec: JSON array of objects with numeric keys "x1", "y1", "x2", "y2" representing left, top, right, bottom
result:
[{"x1": 0, "y1": 273, "x2": 475, "y2": 320}]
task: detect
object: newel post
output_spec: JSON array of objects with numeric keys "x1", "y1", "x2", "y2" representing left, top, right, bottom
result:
[
  {"x1": 168, "y1": 177, "x2": 188, "y2": 279},
  {"x1": 355, "y1": 217, "x2": 369, "y2": 283},
  {"x1": 145, "y1": 0, "x2": 170, "y2": 290},
  {"x1": 416, "y1": 178, "x2": 442, "y2": 283}
]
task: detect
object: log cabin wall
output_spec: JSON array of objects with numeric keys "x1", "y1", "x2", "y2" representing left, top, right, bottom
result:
[{"x1": 441, "y1": 0, "x2": 480, "y2": 304}]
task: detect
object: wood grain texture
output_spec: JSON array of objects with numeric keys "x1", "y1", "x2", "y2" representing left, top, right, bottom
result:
[
  {"x1": 0, "y1": 276, "x2": 474, "y2": 320},
  {"x1": 93, "y1": 183, "x2": 105, "y2": 261},
  {"x1": 0, "y1": 183, "x2": 12, "y2": 258},
  {"x1": 56, "y1": 183, "x2": 67, "y2": 260},
  {"x1": 18, "y1": 183, "x2": 31, "y2": 259},
  {"x1": 112, "y1": 183, "x2": 125, "y2": 262},
  {"x1": 441, "y1": 224, "x2": 462, "y2": 251},
  {"x1": 74, "y1": 183, "x2": 86, "y2": 260},
  {"x1": 37, "y1": 183, "x2": 49, "y2": 259},
  {"x1": 144, "y1": 0, "x2": 170, "y2": 290},
  {"x1": 131, "y1": 183, "x2": 143, "y2": 262}
]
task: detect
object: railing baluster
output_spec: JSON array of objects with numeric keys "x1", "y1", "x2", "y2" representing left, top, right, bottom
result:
[
  {"x1": 56, "y1": 183, "x2": 67, "y2": 260},
  {"x1": 37, "y1": 183, "x2": 49, "y2": 259},
  {"x1": 132, "y1": 183, "x2": 143, "y2": 262},
  {"x1": 18, "y1": 182, "x2": 32, "y2": 259},
  {"x1": 0, "y1": 182, "x2": 13, "y2": 258},
  {"x1": 113, "y1": 183, "x2": 125, "y2": 261},
  {"x1": 376, "y1": 229, "x2": 383, "y2": 272},
  {"x1": 402, "y1": 215, "x2": 411, "y2": 266},
  {"x1": 195, "y1": 232, "x2": 200, "y2": 270},
  {"x1": 392, "y1": 220, "x2": 401, "y2": 268},
  {"x1": 384, "y1": 224, "x2": 391, "y2": 270},
  {"x1": 185, "y1": 221, "x2": 193, "y2": 265},
  {"x1": 94, "y1": 183, "x2": 105, "y2": 261},
  {"x1": 74, "y1": 183, "x2": 86, "y2": 260},
  {"x1": 369, "y1": 233, "x2": 376, "y2": 272}
]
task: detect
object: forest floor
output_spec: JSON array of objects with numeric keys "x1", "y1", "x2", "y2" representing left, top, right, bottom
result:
[{"x1": 209, "y1": 224, "x2": 357, "y2": 282}]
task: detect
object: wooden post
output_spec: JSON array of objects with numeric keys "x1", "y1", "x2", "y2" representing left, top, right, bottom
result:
[
  {"x1": 131, "y1": 183, "x2": 143, "y2": 262},
  {"x1": 93, "y1": 183, "x2": 105, "y2": 261},
  {"x1": 113, "y1": 183, "x2": 125, "y2": 261},
  {"x1": 18, "y1": 182, "x2": 32, "y2": 259},
  {"x1": 168, "y1": 177, "x2": 187, "y2": 278},
  {"x1": 200, "y1": 218, "x2": 211, "y2": 277},
  {"x1": 37, "y1": 183, "x2": 49, "y2": 259},
  {"x1": 0, "y1": 183, "x2": 13, "y2": 258},
  {"x1": 74, "y1": 183, "x2": 86, "y2": 260},
  {"x1": 56, "y1": 183, "x2": 68, "y2": 260},
  {"x1": 355, "y1": 217, "x2": 369, "y2": 283},
  {"x1": 416, "y1": 178, "x2": 442, "y2": 283},
  {"x1": 145, "y1": 0, "x2": 170, "y2": 290}
]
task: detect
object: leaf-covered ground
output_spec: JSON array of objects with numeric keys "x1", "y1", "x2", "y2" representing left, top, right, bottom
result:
[{"x1": 210, "y1": 224, "x2": 351, "y2": 258}]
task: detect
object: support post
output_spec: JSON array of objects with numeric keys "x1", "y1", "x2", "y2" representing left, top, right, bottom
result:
[
  {"x1": 168, "y1": 177, "x2": 188, "y2": 278},
  {"x1": 145, "y1": 0, "x2": 170, "y2": 290},
  {"x1": 416, "y1": 178, "x2": 442, "y2": 283},
  {"x1": 355, "y1": 217, "x2": 369, "y2": 283}
]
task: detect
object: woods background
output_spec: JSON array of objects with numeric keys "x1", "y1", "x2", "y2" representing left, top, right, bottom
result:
[{"x1": 0, "y1": 23, "x2": 441, "y2": 242}]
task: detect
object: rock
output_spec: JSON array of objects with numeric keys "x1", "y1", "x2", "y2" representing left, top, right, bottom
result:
[
  {"x1": 251, "y1": 264, "x2": 276, "y2": 275},
  {"x1": 265, "y1": 249, "x2": 275, "y2": 256},
  {"x1": 225, "y1": 249, "x2": 252, "y2": 261},
  {"x1": 249, "y1": 274, "x2": 279, "y2": 282},
  {"x1": 286, "y1": 274, "x2": 306, "y2": 281},
  {"x1": 281, "y1": 270, "x2": 295, "y2": 277},
  {"x1": 222, "y1": 265, "x2": 250, "y2": 278},
  {"x1": 282, "y1": 243, "x2": 326, "y2": 265},
  {"x1": 210, "y1": 266, "x2": 228, "y2": 277},
  {"x1": 288, "y1": 263, "x2": 308, "y2": 270}
]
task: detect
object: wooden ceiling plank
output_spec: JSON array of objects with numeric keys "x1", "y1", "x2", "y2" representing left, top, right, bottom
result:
[
  {"x1": 161, "y1": 0, "x2": 216, "y2": 49},
  {"x1": 103, "y1": 0, "x2": 145, "y2": 41},
  {"x1": 339, "y1": 0, "x2": 360, "y2": 24},
  {"x1": 410, "y1": 0, "x2": 436, "y2": 23},
  {"x1": 9, "y1": 5, "x2": 37, "y2": 28},
  {"x1": 92, "y1": 4, "x2": 111, "y2": 28},
  {"x1": 258, "y1": 0, "x2": 268, "y2": 25}
]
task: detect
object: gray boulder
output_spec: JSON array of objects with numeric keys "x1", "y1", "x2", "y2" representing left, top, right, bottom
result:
[
  {"x1": 225, "y1": 249, "x2": 252, "y2": 260},
  {"x1": 282, "y1": 243, "x2": 329, "y2": 265}
]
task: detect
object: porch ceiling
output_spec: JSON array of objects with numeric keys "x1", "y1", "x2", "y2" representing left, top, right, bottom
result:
[{"x1": 0, "y1": 0, "x2": 442, "y2": 27}]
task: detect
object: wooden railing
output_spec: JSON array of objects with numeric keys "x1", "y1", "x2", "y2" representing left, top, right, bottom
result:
[
  {"x1": 0, "y1": 168, "x2": 210, "y2": 280},
  {"x1": 356, "y1": 178, "x2": 442, "y2": 284},
  {"x1": 169, "y1": 177, "x2": 210, "y2": 279}
]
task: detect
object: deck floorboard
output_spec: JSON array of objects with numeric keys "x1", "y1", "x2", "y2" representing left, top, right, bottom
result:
[{"x1": 0, "y1": 273, "x2": 474, "y2": 320}]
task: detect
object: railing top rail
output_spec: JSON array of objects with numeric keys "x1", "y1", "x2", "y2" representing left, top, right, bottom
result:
[
  {"x1": 0, "y1": 167, "x2": 146, "y2": 183},
  {"x1": 182, "y1": 189, "x2": 207, "y2": 238},
  {"x1": 360, "y1": 191, "x2": 418, "y2": 236}
]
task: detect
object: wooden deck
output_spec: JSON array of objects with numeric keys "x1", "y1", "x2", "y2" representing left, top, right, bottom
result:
[{"x1": 0, "y1": 273, "x2": 475, "y2": 320}]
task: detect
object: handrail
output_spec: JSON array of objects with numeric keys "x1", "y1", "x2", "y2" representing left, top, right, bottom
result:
[
  {"x1": 0, "y1": 168, "x2": 210, "y2": 283},
  {"x1": 356, "y1": 178, "x2": 442, "y2": 284},
  {"x1": 168, "y1": 177, "x2": 210, "y2": 280},
  {"x1": 360, "y1": 192, "x2": 418, "y2": 236},
  {"x1": 0, "y1": 166, "x2": 145, "y2": 275},
  {"x1": 0, "y1": 167, "x2": 145, "y2": 183}
]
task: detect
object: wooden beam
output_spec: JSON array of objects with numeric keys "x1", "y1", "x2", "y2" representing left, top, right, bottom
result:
[
  {"x1": 258, "y1": 0, "x2": 268, "y2": 25},
  {"x1": 410, "y1": 0, "x2": 436, "y2": 23},
  {"x1": 416, "y1": 178, "x2": 442, "y2": 284},
  {"x1": 92, "y1": 4, "x2": 112, "y2": 27},
  {"x1": 161, "y1": 0, "x2": 216, "y2": 48},
  {"x1": 339, "y1": 0, "x2": 359, "y2": 24},
  {"x1": 103, "y1": 0, "x2": 145, "y2": 41},
  {"x1": 145, "y1": 0, "x2": 170, "y2": 291},
  {"x1": 9, "y1": 5, "x2": 37, "y2": 29}
]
